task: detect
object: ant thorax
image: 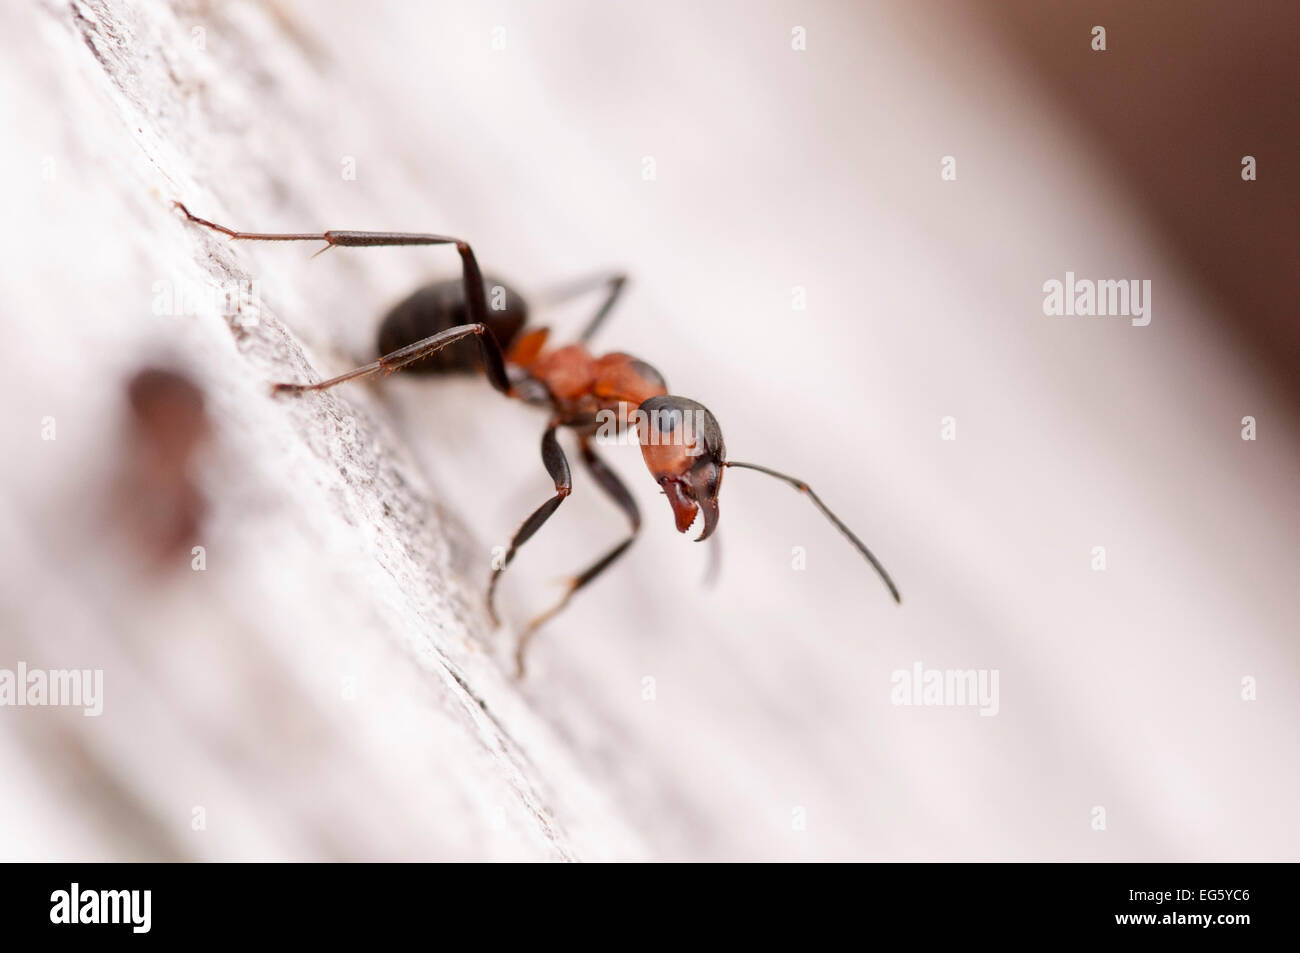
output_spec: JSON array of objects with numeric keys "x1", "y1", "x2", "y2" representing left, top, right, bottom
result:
[{"x1": 520, "y1": 345, "x2": 668, "y2": 428}]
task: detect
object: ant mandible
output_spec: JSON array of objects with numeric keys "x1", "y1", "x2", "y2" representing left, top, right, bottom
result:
[{"x1": 175, "y1": 202, "x2": 901, "y2": 676}]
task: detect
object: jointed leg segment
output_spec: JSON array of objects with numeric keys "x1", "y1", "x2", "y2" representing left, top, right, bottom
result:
[
  {"x1": 487, "y1": 424, "x2": 572, "y2": 628},
  {"x1": 272, "y1": 324, "x2": 509, "y2": 394},
  {"x1": 513, "y1": 438, "x2": 642, "y2": 677},
  {"x1": 554, "y1": 273, "x2": 628, "y2": 343},
  {"x1": 173, "y1": 202, "x2": 509, "y2": 393}
]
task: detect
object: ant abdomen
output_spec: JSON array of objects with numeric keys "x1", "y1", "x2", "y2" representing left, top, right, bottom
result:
[{"x1": 376, "y1": 277, "x2": 527, "y2": 374}]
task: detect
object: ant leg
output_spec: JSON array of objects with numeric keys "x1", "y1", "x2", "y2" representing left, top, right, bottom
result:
[
  {"x1": 173, "y1": 202, "x2": 508, "y2": 393},
  {"x1": 271, "y1": 323, "x2": 509, "y2": 395},
  {"x1": 488, "y1": 424, "x2": 571, "y2": 629},
  {"x1": 534, "y1": 272, "x2": 628, "y2": 343},
  {"x1": 514, "y1": 438, "x2": 641, "y2": 678}
]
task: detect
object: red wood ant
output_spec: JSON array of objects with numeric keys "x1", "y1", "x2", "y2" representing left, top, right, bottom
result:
[{"x1": 175, "y1": 202, "x2": 900, "y2": 675}]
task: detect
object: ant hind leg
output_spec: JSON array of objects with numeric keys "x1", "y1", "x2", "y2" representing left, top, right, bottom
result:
[{"x1": 173, "y1": 202, "x2": 510, "y2": 394}]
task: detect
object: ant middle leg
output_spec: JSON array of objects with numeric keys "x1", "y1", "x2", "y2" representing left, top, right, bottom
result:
[{"x1": 513, "y1": 437, "x2": 641, "y2": 678}]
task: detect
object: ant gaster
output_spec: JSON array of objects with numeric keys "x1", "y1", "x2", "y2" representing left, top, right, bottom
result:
[{"x1": 175, "y1": 202, "x2": 901, "y2": 676}]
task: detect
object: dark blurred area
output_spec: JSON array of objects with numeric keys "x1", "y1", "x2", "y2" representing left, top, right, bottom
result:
[
  {"x1": 120, "y1": 368, "x2": 209, "y2": 567},
  {"x1": 976, "y1": 0, "x2": 1299, "y2": 411}
]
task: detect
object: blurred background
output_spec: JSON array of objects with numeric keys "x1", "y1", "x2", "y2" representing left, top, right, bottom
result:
[{"x1": 1, "y1": 0, "x2": 1296, "y2": 860}]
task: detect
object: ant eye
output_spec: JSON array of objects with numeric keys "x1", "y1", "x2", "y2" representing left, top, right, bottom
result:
[{"x1": 638, "y1": 396, "x2": 726, "y2": 460}]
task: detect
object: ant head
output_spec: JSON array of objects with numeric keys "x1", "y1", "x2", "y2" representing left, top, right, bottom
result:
[
  {"x1": 637, "y1": 395, "x2": 726, "y2": 541},
  {"x1": 634, "y1": 397, "x2": 902, "y2": 607}
]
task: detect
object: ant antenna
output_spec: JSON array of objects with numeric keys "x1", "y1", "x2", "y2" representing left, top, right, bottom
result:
[{"x1": 722, "y1": 461, "x2": 901, "y2": 604}]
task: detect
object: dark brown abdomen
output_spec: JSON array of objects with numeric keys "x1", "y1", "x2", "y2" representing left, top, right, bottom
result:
[{"x1": 376, "y1": 277, "x2": 527, "y2": 374}]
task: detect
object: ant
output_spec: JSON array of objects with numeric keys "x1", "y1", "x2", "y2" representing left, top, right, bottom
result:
[{"x1": 175, "y1": 202, "x2": 901, "y2": 676}]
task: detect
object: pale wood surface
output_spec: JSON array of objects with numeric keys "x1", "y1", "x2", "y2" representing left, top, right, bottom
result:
[{"x1": 3, "y1": 0, "x2": 1297, "y2": 861}]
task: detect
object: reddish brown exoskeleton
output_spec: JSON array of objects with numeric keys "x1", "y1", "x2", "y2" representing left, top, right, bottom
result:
[{"x1": 175, "y1": 202, "x2": 900, "y2": 675}]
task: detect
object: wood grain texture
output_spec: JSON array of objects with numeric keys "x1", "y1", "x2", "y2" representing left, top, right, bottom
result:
[
  {"x1": 2, "y1": 0, "x2": 643, "y2": 862},
  {"x1": 4, "y1": 0, "x2": 1297, "y2": 862}
]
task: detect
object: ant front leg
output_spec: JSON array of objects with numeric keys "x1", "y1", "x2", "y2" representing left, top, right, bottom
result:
[
  {"x1": 513, "y1": 437, "x2": 641, "y2": 677},
  {"x1": 172, "y1": 202, "x2": 509, "y2": 394},
  {"x1": 488, "y1": 424, "x2": 571, "y2": 634}
]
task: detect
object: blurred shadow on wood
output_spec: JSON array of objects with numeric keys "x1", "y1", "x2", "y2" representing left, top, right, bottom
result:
[{"x1": 974, "y1": 0, "x2": 1300, "y2": 411}]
